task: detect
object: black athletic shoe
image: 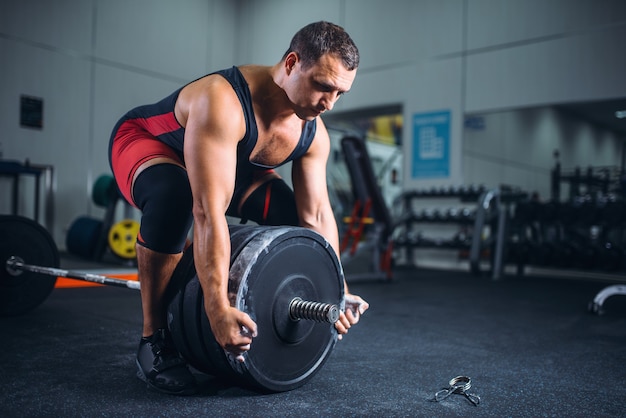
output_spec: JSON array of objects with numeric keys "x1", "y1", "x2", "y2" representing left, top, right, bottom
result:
[{"x1": 136, "y1": 329, "x2": 197, "y2": 395}]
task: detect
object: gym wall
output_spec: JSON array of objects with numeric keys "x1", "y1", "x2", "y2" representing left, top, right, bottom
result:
[
  {"x1": 0, "y1": 0, "x2": 239, "y2": 245},
  {"x1": 1, "y1": 0, "x2": 625, "y2": 249}
]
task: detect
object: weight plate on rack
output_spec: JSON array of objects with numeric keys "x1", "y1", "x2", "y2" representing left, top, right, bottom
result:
[{"x1": 108, "y1": 219, "x2": 139, "y2": 259}]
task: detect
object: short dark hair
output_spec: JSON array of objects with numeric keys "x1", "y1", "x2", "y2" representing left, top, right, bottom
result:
[{"x1": 283, "y1": 21, "x2": 359, "y2": 71}]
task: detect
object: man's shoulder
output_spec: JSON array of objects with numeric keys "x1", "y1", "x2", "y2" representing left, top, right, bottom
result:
[
  {"x1": 176, "y1": 70, "x2": 244, "y2": 127},
  {"x1": 183, "y1": 70, "x2": 239, "y2": 98}
]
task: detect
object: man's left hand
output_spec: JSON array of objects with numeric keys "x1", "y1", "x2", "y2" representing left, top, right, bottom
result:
[{"x1": 335, "y1": 293, "x2": 369, "y2": 339}]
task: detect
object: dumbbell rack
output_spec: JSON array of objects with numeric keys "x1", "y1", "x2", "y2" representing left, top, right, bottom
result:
[
  {"x1": 509, "y1": 192, "x2": 626, "y2": 312},
  {"x1": 550, "y1": 163, "x2": 620, "y2": 202},
  {"x1": 392, "y1": 185, "x2": 514, "y2": 279}
]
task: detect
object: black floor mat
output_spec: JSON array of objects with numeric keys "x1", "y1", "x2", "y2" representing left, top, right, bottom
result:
[{"x1": 1, "y1": 268, "x2": 625, "y2": 417}]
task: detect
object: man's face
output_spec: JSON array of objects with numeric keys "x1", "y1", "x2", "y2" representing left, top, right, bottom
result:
[{"x1": 285, "y1": 53, "x2": 357, "y2": 121}]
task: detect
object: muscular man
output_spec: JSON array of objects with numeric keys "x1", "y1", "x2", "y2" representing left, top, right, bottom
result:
[{"x1": 109, "y1": 21, "x2": 369, "y2": 395}]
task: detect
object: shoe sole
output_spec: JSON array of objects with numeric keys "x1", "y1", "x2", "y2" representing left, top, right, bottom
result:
[{"x1": 135, "y1": 359, "x2": 197, "y2": 396}]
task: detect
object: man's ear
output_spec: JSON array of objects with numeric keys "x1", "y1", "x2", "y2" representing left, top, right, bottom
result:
[{"x1": 285, "y1": 52, "x2": 299, "y2": 74}]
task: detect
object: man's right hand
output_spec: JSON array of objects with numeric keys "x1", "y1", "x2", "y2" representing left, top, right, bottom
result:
[{"x1": 206, "y1": 304, "x2": 258, "y2": 362}]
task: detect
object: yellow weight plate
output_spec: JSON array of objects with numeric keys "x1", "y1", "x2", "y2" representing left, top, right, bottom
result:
[{"x1": 108, "y1": 219, "x2": 139, "y2": 259}]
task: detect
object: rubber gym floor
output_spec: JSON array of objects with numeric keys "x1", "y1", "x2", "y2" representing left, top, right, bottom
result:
[{"x1": 1, "y1": 253, "x2": 625, "y2": 418}]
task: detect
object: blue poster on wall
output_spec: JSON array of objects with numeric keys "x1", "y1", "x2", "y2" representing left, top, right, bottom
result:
[{"x1": 412, "y1": 110, "x2": 451, "y2": 178}]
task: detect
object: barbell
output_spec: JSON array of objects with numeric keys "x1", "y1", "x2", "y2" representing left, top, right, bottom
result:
[{"x1": 0, "y1": 215, "x2": 344, "y2": 392}]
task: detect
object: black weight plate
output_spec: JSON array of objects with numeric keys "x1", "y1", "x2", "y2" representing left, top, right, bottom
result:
[
  {"x1": 229, "y1": 226, "x2": 344, "y2": 392},
  {"x1": 167, "y1": 248, "x2": 198, "y2": 369},
  {"x1": 0, "y1": 215, "x2": 59, "y2": 316},
  {"x1": 182, "y1": 277, "x2": 214, "y2": 372},
  {"x1": 166, "y1": 225, "x2": 344, "y2": 392},
  {"x1": 167, "y1": 241, "x2": 247, "y2": 381},
  {"x1": 65, "y1": 216, "x2": 103, "y2": 259},
  {"x1": 167, "y1": 225, "x2": 269, "y2": 377}
]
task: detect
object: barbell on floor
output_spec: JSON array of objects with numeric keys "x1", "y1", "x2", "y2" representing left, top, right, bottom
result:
[
  {"x1": 0, "y1": 215, "x2": 344, "y2": 392},
  {"x1": 6, "y1": 256, "x2": 141, "y2": 290},
  {"x1": 4, "y1": 256, "x2": 340, "y2": 323}
]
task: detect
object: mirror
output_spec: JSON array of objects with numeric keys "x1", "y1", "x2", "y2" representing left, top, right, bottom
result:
[
  {"x1": 323, "y1": 105, "x2": 404, "y2": 220},
  {"x1": 463, "y1": 99, "x2": 626, "y2": 201}
]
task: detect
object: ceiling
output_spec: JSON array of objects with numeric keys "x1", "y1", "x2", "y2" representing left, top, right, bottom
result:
[{"x1": 555, "y1": 98, "x2": 626, "y2": 136}]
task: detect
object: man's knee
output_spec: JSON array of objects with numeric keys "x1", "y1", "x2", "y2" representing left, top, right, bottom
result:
[
  {"x1": 239, "y1": 178, "x2": 299, "y2": 226},
  {"x1": 133, "y1": 164, "x2": 193, "y2": 253}
]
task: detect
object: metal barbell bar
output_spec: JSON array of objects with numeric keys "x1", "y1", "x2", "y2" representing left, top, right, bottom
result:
[
  {"x1": 4, "y1": 256, "x2": 339, "y2": 323},
  {"x1": 6, "y1": 256, "x2": 141, "y2": 290}
]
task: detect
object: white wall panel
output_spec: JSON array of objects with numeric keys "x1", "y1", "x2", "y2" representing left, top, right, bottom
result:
[
  {"x1": 237, "y1": 0, "x2": 342, "y2": 66},
  {"x1": 465, "y1": 24, "x2": 626, "y2": 112},
  {"x1": 345, "y1": 0, "x2": 464, "y2": 70},
  {"x1": 95, "y1": 0, "x2": 212, "y2": 80},
  {"x1": 467, "y1": 0, "x2": 626, "y2": 50},
  {"x1": 0, "y1": 0, "x2": 94, "y2": 54},
  {"x1": 207, "y1": 0, "x2": 239, "y2": 70},
  {"x1": 0, "y1": 40, "x2": 91, "y2": 242}
]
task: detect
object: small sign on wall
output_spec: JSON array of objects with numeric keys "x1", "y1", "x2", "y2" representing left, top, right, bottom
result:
[
  {"x1": 20, "y1": 95, "x2": 44, "y2": 129},
  {"x1": 464, "y1": 115, "x2": 485, "y2": 130},
  {"x1": 412, "y1": 110, "x2": 450, "y2": 178}
]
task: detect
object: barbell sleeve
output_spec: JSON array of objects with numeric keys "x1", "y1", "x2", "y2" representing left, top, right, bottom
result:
[{"x1": 289, "y1": 297, "x2": 340, "y2": 323}]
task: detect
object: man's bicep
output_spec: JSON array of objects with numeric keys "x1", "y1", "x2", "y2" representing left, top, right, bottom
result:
[
  {"x1": 292, "y1": 147, "x2": 333, "y2": 225},
  {"x1": 184, "y1": 111, "x2": 242, "y2": 214},
  {"x1": 187, "y1": 135, "x2": 238, "y2": 213},
  {"x1": 296, "y1": 121, "x2": 332, "y2": 196},
  {"x1": 185, "y1": 83, "x2": 245, "y2": 211}
]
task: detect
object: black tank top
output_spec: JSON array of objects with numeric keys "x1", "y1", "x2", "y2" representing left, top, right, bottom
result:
[
  {"x1": 110, "y1": 66, "x2": 317, "y2": 209},
  {"x1": 213, "y1": 67, "x2": 317, "y2": 208}
]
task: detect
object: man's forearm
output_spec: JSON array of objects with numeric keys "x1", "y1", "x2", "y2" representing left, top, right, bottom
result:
[{"x1": 193, "y1": 216, "x2": 232, "y2": 312}]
